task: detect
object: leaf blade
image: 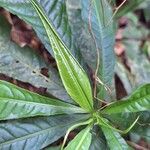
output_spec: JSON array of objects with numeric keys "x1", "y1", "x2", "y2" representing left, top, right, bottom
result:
[
  {"x1": 101, "y1": 126, "x2": 131, "y2": 150},
  {"x1": 0, "y1": 80, "x2": 85, "y2": 120},
  {"x1": 102, "y1": 84, "x2": 150, "y2": 114},
  {"x1": 0, "y1": 114, "x2": 89, "y2": 150},
  {"x1": 30, "y1": 0, "x2": 93, "y2": 111},
  {"x1": 81, "y1": 0, "x2": 115, "y2": 99},
  {"x1": 64, "y1": 126, "x2": 92, "y2": 150}
]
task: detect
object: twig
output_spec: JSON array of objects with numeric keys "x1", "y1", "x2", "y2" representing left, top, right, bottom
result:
[
  {"x1": 88, "y1": 0, "x2": 100, "y2": 98},
  {"x1": 107, "y1": 0, "x2": 127, "y2": 26},
  {"x1": 137, "y1": 122, "x2": 150, "y2": 126},
  {"x1": 94, "y1": 96, "x2": 108, "y2": 104}
]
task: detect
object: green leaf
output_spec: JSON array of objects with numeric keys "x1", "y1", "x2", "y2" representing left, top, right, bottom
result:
[
  {"x1": 81, "y1": 0, "x2": 115, "y2": 99},
  {"x1": 101, "y1": 126, "x2": 131, "y2": 150},
  {"x1": 102, "y1": 84, "x2": 150, "y2": 114},
  {"x1": 64, "y1": 126, "x2": 92, "y2": 150},
  {"x1": 0, "y1": 15, "x2": 71, "y2": 103},
  {"x1": 30, "y1": 0, "x2": 93, "y2": 111},
  {"x1": 0, "y1": 114, "x2": 90, "y2": 150},
  {"x1": 104, "y1": 111, "x2": 150, "y2": 130},
  {"x1": 0, "y1": 80, "x2": 85, "y2": 120},
  {"x1": 0, "y1": 0, "x2": 76, "y2": 57}
]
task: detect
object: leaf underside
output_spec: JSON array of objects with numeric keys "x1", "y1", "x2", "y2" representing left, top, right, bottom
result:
[
  {"x1": 81, "y1": 0, "x2": 115, "y2": 99},
  {"x1": 0, "y1": 114, "x2": 89, "y2": 150}
]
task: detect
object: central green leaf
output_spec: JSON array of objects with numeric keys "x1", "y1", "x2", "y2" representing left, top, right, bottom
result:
[{"x1": 30, "y1": 0, "x2": 93, "y2": 111}]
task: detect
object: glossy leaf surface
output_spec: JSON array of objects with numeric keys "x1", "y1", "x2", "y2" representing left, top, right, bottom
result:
[
  {"x1": 64, "y1": 126, "x2": 92, "y2": 150},
  {"x1": 30, "y1": 0, "x2": 93, "y2": 111},
  {"x1": 0, "y1": 114, "x2": 89, "y2": 150},
  {"x1": 0, "y1": 80, "x2": 85, "y2": 120},
  {"x1": 102, "y1": 84, "x2": 150, "y2": 114}
]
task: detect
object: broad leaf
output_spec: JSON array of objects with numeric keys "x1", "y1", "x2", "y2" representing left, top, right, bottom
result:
[
  {"x1": 30, "y1": 0, "x2": 93, "y2": 111},
  {"x1": 102, "y1": 84, "x2": 150, "y2": 114},
  {"x1": 101, "y1": 126, "x2": 131, "y2": 150},
  {"x1": 0, "y1": 114, "x2": 89, "y2": 150},
  {"x1": 0, "y1": 15, "x2": 71, "y2": 103},
  {"x1": 0, "y1": 80, "x2": 85, "y2": 120},
  {"x1": 82, "y1": 0, "x2": 115, "y2": 99},
  {"x1": 64, "y1": 126, "x2": 92, "y2": 150},
  {"x1": 0, "y1": 0, "x2": 76, "y2": 57}
]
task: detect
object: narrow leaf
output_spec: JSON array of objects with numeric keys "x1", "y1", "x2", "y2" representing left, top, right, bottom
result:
[
  {"x1": 0, "y1": 114, "x2": 89, "y2": 150},
  {"x1": 0, "y1": 80, "x2": 85, "y2": 120},
  {"x1": 30, "y1": 0, "x2": 93, "y2": 111},
  {"x1": 64, "y1": 126, "x2": 92, "y2": 150},
  {"x1": 102, "y1": 84, "x2": 150, "y2": 114}
]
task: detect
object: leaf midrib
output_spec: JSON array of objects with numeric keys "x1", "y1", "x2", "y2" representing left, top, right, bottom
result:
[
  {"x1": 54, "y1": 39, "x2": 92, "y2": 110},
  {"x1": 0, "y1": 97, "x2": 73, "y2": 108},
  {"x1": 75, "y1": 127, "x2": 90, "y2": 150},
  {"x1": 31, "y1": 0, "x2": 93, "y2": 110}
]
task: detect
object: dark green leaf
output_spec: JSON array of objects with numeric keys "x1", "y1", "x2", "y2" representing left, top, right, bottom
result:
[
  {"x1": 0, "y1": 80, "x2": 85, "y2": 120},
  {"x1": 102, "y1": 84, "x2": 150, "y2": 114},
  {"x1": 82, "y1": 0, "x2": 115, "y2": 99},
  {"x1": 103, "y1": 111, "x2": 150, "y2": 132},
  {"x1": 30, "y1": 0, "x2": 93, "y2": 111},
  {"x1": 0, "y1": 15, "x2": 71, "y2": 103},
  {"x1": 101, "y1": 126, "x2": 131, "y2": 150},
  {"x1": 64, "y1": 126, "x2": 92, "y2": 150},
  {"x1": 0, "y1": 114, "x2": 89, "y2": 150}
]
